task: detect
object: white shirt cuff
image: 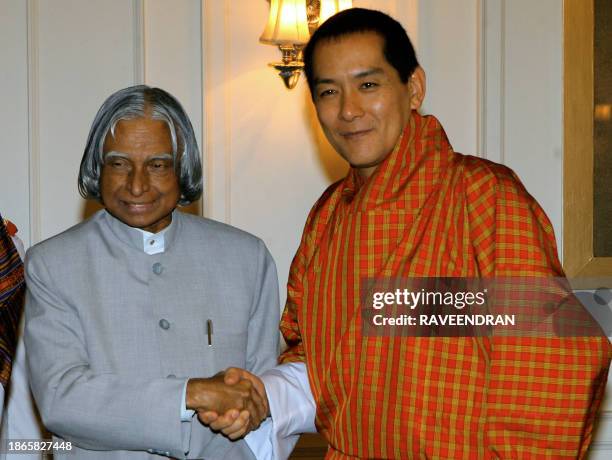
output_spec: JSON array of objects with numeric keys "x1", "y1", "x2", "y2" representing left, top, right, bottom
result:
[
  {"x1": 245, "y1": 418, "x2": 274, "y2": 460},
  {"x1": 181, "y1": 380, "x2": 195, "y2": 422},
  {"x1": 245, "y1": 362, "x2": 317, "y2": 460}
]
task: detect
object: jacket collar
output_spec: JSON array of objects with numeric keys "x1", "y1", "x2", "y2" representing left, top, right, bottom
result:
[{"x1": 102, "y1": 209, "x2": 180, "y2": 252}]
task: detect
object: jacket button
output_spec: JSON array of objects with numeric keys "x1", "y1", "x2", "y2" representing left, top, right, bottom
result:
[
  {"x1": 152, "y1": 262, "x2": 163, "y2": 275},
  {"x1": 167, "y1": 374, "x2": 176, "y2": 379},
  {"x1": 159, "y1": 319, "x2": 170, "y2": 330}
]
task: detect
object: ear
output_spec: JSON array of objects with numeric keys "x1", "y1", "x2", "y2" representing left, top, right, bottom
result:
[{"x1": 408, "y1": 66, "x2": 426, "y2": 110}]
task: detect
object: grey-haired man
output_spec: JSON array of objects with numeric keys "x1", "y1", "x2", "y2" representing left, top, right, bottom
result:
[{"x1": 24, "y1": 85, "x2": 277, "y2": 459}]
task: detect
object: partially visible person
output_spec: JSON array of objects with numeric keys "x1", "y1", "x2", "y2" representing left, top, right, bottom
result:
[
  {"x1": 25, "y1": 85, "x2": 278, "y2": 459},
  {"x1": 0, "y1": 216, "x2": 25, "y2": 419},
  {"x1": 0, "y1": 218, "x2": 46, "y2": 460},
  {"x1": 208, "y1": 8, "x2": 612, "y2": 459}
]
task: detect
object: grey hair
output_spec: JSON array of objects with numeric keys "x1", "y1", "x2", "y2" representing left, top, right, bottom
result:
[{"x1": 78, "y1": 85, "x2": 202, "y2": 205}]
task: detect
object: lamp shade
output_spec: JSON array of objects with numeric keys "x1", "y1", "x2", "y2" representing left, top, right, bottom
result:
[
  {"x1": 260, "y1": 0, "x2": 310, "y2": 45},
  {"x1": 318, "y1": 0, "x2": 353, "y2": 25}
]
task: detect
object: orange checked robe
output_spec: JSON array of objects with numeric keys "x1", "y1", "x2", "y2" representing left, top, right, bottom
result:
[{"x1": 279, "y1": 112, "x2": 612, "y2": 459}]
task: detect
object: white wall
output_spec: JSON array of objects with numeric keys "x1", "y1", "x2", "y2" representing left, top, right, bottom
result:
[
  {"x1": 0, "y1": 0, "x2": 32, "y2": 245},
  {"x1": 1, "y1": 0, "x2": 610, "y2": 453}
]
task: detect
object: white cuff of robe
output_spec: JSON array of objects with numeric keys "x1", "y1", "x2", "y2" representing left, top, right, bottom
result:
[
  {"x1": 181, "y1": 380, "x2": 195, "y2": 421},
  {"x1": 245, "y1": 362, "x2": 317, "y2": 460}
]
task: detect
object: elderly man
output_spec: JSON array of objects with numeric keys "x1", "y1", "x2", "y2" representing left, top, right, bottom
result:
[
  {"x1": 213, "y1": 8, "x2": 612, "y2": 459},
  {"x1": 24, "y1": 85, "x2": 277, "y2": 459}
]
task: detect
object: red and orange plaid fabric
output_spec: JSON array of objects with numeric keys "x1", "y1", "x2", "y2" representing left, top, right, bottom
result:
[
  {"x1": 280, "y1": 112, "x2": 612, "y2": 459},
  {"x1": 0, "y1": 216, "x2": 25, "y2": 389}
]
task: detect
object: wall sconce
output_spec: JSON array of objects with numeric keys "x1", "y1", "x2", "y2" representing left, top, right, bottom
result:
[{"x1": 260, "y1": 0, "x2": 352, "y2": 89}]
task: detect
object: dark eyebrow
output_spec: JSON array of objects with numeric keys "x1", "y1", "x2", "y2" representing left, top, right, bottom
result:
[
  {"x1": 314, "y1": 68, "x2": 385, "y2": 87},
  {"x1": 314, "y1": 77, "x2": 336, "y2": 87},
  {"x1": 354, "y1": 68, "x2": 384, "y2": 79}
]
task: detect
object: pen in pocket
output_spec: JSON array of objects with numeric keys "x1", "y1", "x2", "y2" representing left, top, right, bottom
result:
[{"x1": 207, "y1": 319, "x2": 213, "y2": 347}]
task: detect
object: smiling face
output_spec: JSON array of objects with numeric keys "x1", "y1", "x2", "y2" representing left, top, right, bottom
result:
[
  {"x1": 312, "y1": 32, "x2": 425, "y2": 179},
  {"x1": 100, "y1": 117, "x2": 180, "y2": 233}
]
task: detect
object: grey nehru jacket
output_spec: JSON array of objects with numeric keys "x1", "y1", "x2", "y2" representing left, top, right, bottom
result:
[{"x1": 24, "y1": 210, "x2": 280, "y2": 459}]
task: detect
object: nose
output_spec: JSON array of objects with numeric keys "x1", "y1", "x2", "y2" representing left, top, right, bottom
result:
[
  {"x1": 127, "y1": 167, "x2": 150, "y2": 196},
  {"x1": 339, "y1": 91, "x2": 364, "y2": 121}
]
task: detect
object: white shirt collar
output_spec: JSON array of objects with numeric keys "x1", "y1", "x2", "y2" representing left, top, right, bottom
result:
[{"x1": 138, "y1": 227, "x2": 167, "y2": 255}]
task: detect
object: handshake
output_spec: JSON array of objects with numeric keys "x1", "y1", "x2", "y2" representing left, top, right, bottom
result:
[{"x1": 186, "y1": 368, "x2": 268, "y2": 440}]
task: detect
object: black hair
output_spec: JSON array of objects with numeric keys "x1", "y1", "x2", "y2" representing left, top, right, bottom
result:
[{"x1": 303, "y1": 8, "x2": 419, "y2": 96}]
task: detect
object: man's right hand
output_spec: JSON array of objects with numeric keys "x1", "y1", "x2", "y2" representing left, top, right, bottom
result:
[{"x1": 186, "y1": 371, "x2": 267, "y2": 438}]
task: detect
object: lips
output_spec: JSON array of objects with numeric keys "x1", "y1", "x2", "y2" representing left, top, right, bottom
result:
[
  {"x1": 340, "y1": 129, "x2": 373, "y2": 140},
  {"x1": 121, "y1": 200, "x2": 157, "y2": 213}
]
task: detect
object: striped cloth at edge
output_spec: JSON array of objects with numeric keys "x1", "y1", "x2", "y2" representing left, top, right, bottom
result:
[{"x1": 0, "y1": 215, "x2": 25, "y2": 388}]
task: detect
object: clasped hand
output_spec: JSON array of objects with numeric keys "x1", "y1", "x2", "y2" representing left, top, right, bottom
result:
[{"x1": 186, "y1": 368, "x2": 269, "y2": 439}]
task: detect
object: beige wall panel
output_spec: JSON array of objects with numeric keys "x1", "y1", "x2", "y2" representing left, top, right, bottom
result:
[
  {"x1": 144, "y1": 0, "x2": 203, "y2": 191},
  {"x1": 205, "y1": 0, "x2": 346, "y2": 292},
  {"x1": 502, "y1": 0, "x2": 563, "y2": 249},
  {"x1": 0, "y1": 0, "x2": 30, "y2": 245},
  {"x1": 36, "y1": 0, "x2": 138, "y2": 240},
  {"x1": 417, "y1": 0, "x2": 480, "y2": 156}
]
